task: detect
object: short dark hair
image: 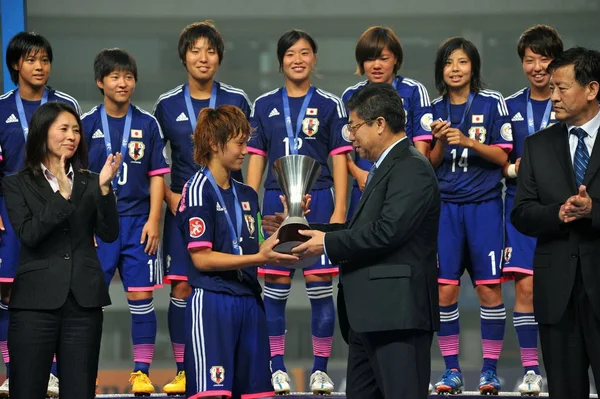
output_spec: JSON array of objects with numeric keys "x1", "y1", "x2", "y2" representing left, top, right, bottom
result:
[
  {"x1": 346, "y1": 83, "x2": 406, "y2": 134},
  {"x1": 277, "y1": 30, "x2": 318, "y2": 72},
  {"x1": 93, "y1": 48, "x2": 138, "y2": 95},
  {"x1": 193, "y1": 105, "x2": 252, "y2": 167},
  {"x1": 355, "y1": 26, "x2": 403, "y2": 76},
  {"x1": 517, "y1": 25, "x2": 563, "y2": 61},
  {"x1": 434, "y1": 37, "x2": 483, "y2": 96},
  {"x1": 6, "y1": 31, "x2": 53, "y2": 85},
  {"x1": 178, "y1": 21, "x2": 224, "y2": 66},
  {"x1": 25, "y1": 102, "x2": 88, "y2": 177},
  {"x1": 548, "y1": 47, "x2": 600, "y2": 101}
]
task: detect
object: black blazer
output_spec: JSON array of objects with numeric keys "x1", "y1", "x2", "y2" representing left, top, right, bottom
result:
[
  {"x1": 511, "y1": 122, "x2": 600, "y2": 324},
  {"x1": 315, "y1": 138, "x2": 440, "y2": 342},
  {"x1": 2, "y1": 168, "x2": 118, "y2": 310}
]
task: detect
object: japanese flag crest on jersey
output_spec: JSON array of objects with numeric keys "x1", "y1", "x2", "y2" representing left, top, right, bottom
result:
[
  {"x1": 128, "y1": 141, "x2": 145, "y2": 161},
  {"x1": 302, "y1": 118, "x2": 319, "y2": 137},
  {"x1": 210, "y1": 366, "x2": 225, "y2": 385},
  {"x1": 468, "y1": 127, "x2": 487, "y2": 144}
]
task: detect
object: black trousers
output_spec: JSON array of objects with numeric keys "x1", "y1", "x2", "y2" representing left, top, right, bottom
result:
[
  {"x1": 8, "y1": 293, "x2": 103, "y2": 399},
  {"x1": 539, "y1": 265, "x2": 600, "y2": 399},
  {"x1": 346, "y1": 327, "x2": 433, "y2": 399}
]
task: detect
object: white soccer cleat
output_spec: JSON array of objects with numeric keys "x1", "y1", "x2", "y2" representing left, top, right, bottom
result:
[
  {"x1": 0, "y1": 378, "x2": 8, "y2": 398},
  {"x1": 47, "y1": 373, "x2": 59, "y2": 398},
  {"x1": 272, "y1": 370, "x2": 291, "y2": 395},
  {"x1": 309, "y1": 370, "x2": 334, "y2": 395},
  {"x1": 518, "y1": 370, "x2": 542, "y2": 396}
]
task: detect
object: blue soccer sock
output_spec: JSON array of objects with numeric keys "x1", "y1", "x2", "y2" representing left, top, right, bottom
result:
[
  {"x1": 306, "y1": 280, "x2": 335, "y2": 374},
  {"x1": 168, "y1": 296, "x2": 187, "y2": 373},
  {"x1": 263, "y1": 282, "x2": 291, "y2": 373},
  {"x1": 438, "y1": 303, "x2": 461, "y2": 372},
  {"x1": 513, "y1": 311, "x2": 540, "y2": 374},
  {"x1": 481, "y1": 304, "x2": 506, "y2": 373},
  {"x1": 128, "y1": 298, "x2": 157, "y2": 375}
]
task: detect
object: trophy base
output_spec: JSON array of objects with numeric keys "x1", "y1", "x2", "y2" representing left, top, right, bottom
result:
[{"x1": 274, "y1": 222, "x2": 319, "y2": 269}]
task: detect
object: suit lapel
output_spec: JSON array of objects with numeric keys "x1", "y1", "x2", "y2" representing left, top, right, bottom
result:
[
  {"x1": 349, "y1": 139, "x2": 409, "y2": 227},
  {"x1": 583, "y1": 127, "x2": 600, "y2": 186},
  {"x1": 69, "y1": 170, "x2": 89, "y2": 206},
  {"x1": 30, "y1": 173, "x2": 56, "y2": 201},
  {"x1": 552, "y1": 124, "x2": 577, "y2": 192},
  {"x1": 27, "y1": 169, "x2": 89, "y2": 204}
]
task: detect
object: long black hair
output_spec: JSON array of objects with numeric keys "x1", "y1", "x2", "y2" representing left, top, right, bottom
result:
[{"x1": 24, "y1": 101, "x2": 88, "y2": 176}]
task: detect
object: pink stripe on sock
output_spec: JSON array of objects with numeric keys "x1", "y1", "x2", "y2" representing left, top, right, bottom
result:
[
  {"x1": 172, "y1": 343, "x2": 185, "y2": 363},
  {"x1": 133, "y1": 344, "x2": 155, "y2": 363},
  {"x1": 438, "y1": 335, "x2": 459, "y2": 356},
  {"x1": 521, "y1": 347, "x2": 539, "y2": 367},
  {"x1": 269, "y1": 335, "x2": 285, "y2": 357},
  {"x1": 0, "y1": 342, "x2": 8, "y2": 363},
  {"x1": 312, "y1": 336, "x2": 332, "y2": 357},
  {"x1": 482, "y1": 339, "x2": 503, "y2": 360},
  {"x1": 52, "y1": 354, "x2": 57, "y2": 362}
]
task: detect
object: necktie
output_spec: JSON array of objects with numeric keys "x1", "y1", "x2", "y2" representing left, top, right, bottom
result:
[
  {"x1": 365, "y1": 164, "x2": 377, "y2": 188},
  {"x1": 571, "y1": 127, "x2": 589, "y2": 187}
]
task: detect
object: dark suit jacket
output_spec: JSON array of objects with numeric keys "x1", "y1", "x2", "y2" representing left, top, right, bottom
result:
[
  {"x1": 314, "y1": 138, "x2": 440, "y2": 342},
  {"x1": 511, "y1": 122, "x2": 600, "y2": 325},
  {"x1": 2, "y1": 168, "x2": 119, "y2": 310}
]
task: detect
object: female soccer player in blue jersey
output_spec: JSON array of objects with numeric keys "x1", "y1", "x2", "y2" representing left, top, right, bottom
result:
[
  {"x1": 429, "y1": 38, "x2": 513, "y2": 395},
  {"x1": 152, "y1": 21, "x2": 252, "y2": 394},
  {"x1": 0, "y1": 31, "x2": 82, "y2": 397},
  {"x1": 178, "y1": 105, "x2": 299, "y2": 399},
  {"x1": 246, "y1": 29, "x2": 352, "y2": 395},
  {"x1": 502, "y1": 25, "x2": 563, "y2": 396},
  {"x1": 342, "y1": 26, "x2": 433, "y2": 219},
  {"x1": 82, "y1": 48, "x2": 170, "y2": 395}
]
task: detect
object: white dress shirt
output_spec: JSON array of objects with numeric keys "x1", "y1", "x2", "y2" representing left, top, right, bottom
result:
[{"x1": 567, "y1": 108, "x2": 600, "y2": 163}]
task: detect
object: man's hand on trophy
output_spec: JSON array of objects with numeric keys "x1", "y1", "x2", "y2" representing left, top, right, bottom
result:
[
  {"x1": 258, "y1": 234, "x2": 300, "y2": 266},
  {"x1": 262, "y1": 194, "x2": 312, "y2": 236},
  {"x1": 291, "y1": 230, "x2": 325, "y2": 258}
]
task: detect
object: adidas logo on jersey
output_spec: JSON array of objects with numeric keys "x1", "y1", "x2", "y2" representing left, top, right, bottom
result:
[
  {"x1": 216, "y1": 202, "x2": 224, "y2": 211},
  {"x1": 5, "y1": 114, "x2": 18, "y2": 124},
  {"x1": 176, "y1": 112, "x2": 189, "y2": 122},
  {"x1": 92, "y1": 129, "x2": 105, "y2": 139},
  {"x1": 512, "y1": 112, "x2": 524, "y2": 122},
  {"x1": 268, "y1": 108, "x2": 280, "y2": 118}
]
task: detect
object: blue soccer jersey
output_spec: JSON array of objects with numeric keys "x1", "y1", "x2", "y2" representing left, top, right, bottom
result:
[
  {"x1": 432, "y1": 90, "x2": 513, "y2": 203},
  {"x1": 0, "y1": 88, "x2": 81, "y2": 182},
  {"x1": 504, "y1": 88, "x2": 558, "y2": 196},
  {"x1": 153, "y1": 82, "x2": 252, "y2": 193},
  {"x1": 341, "y1": 76, "x2": 433, "y2": 181},
  {"x1": 248, "y1": 87, "x2": 353, "y2": 190},
  {"x1": 82, "y1": 104, "x2": 170, "y2": 216},
  {"x1": 178, "y1": 171, "x2": 264, "y2": 296}
]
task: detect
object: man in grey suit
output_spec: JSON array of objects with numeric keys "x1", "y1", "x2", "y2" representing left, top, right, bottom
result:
[{"x1": 293, "y1": 83, "x2": 440, "y2": 399}]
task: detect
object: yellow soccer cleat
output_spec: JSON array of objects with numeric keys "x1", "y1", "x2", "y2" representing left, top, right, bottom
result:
[
  {"x1": 163, "y1": 371, "x2": 186, "y2": 395},
  {"x1": 129, "y1": 370, "x2": 155, "y2": 396}
]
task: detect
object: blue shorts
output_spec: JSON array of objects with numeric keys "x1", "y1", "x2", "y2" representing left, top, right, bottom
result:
[
  {"x1": 185, "y1": 288, "x2": 273, "y2": 399},
  {"x1": 0, "y1": 197, "x2": 19, "y2": 282},
  {"x1": 162, "y1": 210, "x2": 190, "y2": 284},
  {"x1": 502, "y1": 194, "x2": 535, "y2": 278},
  {"x1": 346, "y1": 186, "x2": 361, "y2": 221},
  {"x1": 259, "y1": 188, "x2": 337, "y2": 277},
  {"x1": 97, "y1": 215, "x2": 162, "y2": 292},
  {"x1": 437, "y1": 199, "x2": 504, "y2": 286}
]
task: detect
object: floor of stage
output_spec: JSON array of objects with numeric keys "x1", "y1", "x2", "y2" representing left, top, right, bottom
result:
[{"x1": 91, "y1": 392, "x2": 598, "y2": 398}]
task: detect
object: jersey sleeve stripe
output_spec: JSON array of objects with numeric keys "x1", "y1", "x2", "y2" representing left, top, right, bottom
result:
[
  {"x1": 188, "y1": 241, "x2": 213, "y2": 250},
  {"x1": 137, "y1": 107, "x2": 166, "y2": 139},
  {"x1": 250, "y1": 88, "x2": 279, "y2": 118},
  {"x1": 219, "y1": 83, "x2": 252, "y2": 107},
  {"x1": 80, "y1": 105, "x2": 99, "y2": 120},
  {"x1": 505, "y1": 88, "x2": 527, "y2": 101},
  {"x1": 413, "y1": 134, "x2": 433, "y2": 142},
  {"x1": 492, "y1": 143, "x2": 513, "y2": 150},
  {"x1": 148, "y1": 167, "x2": 171, "y2": 176},
  {"x1": 54, "y1": 91, "x2": 82, "y2": 114},
  {"x1": 152, "y1": 85, "x2": 184, "y2": 114},
  {"x1": 316, "y1": 89, "x2": 347, "y2": 118},
  {"x1": 189, "y1": 175, "x2": 207, "y2": 207},
  {"x1": 248, "y1": 146, "x2": 266, "y2": 156},
  {"x1": 404, "y1": 78, "x2": 432, "y2": 107},
  {"x1": 330, "y1": 146, "x2": 353, "y2": 156}
]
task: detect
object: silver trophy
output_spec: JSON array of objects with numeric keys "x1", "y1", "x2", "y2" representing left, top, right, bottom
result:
[{"x1": 272, "y1": 155, "x2": 322, "y2": 269}]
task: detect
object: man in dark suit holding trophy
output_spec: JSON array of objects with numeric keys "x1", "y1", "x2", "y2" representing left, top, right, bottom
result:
[{"x1": 289, "y1": 83, "x2": 440, "y2": 399}]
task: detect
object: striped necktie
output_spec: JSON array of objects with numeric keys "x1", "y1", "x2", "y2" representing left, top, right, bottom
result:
[{"x1": 571, "y1": 127, "x2": 589, "y2": 187}]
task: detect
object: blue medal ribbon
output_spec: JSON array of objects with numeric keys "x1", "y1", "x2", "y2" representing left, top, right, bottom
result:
[
  {"x1": 202, "y1": 168, "x2": 243, "y2": 256},
  {"x1": 282, "y1": 86, "x2": 315, "y2": 155},
  {"x1": 184, "y1": 83, "x2": 218, "y2": 131},
  {"x1": 526, "y1": 88, "x2": 552, "y2": 136},
  {"x1": 100, "y1": 105, "x2": 133, "y2": 191},
  {"x1": 15, "y1": 87, "x2": 49, "y2": 140},
  {"x1": 445, "y1": 92, "x2": 475, "y2": 132}
]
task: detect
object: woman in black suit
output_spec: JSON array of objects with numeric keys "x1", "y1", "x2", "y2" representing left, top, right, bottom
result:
[{"x1": 2, "y1": 101, "x2": 121, "y2": 399}]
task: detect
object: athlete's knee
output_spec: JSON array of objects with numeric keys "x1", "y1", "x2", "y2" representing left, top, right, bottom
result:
[
  {"x1": 438, "y1": 284, "x2": 460, "y2": 306},
  {"x1": 264, "y1": 274, "x2": 292, "y2": 285},
  {"x1": 304, "y1": 273, "x2": 332, "y2": 283},
  {"x1": 475, "y1": 284, "x2": 503, "y2": 307},
  {"x1": 170, "y1": 280, "x2": 192, "y2": 299},
  {"x1": 515, "y1": 276, "x2": 534, "y2": 304},
  {"x1": 126, "y1": 290, "x2": 153, "y2": 301}
]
